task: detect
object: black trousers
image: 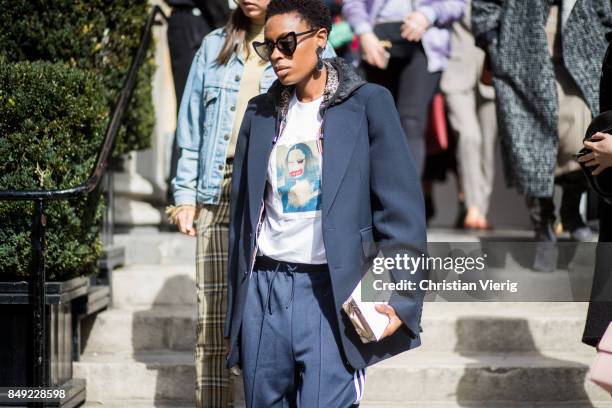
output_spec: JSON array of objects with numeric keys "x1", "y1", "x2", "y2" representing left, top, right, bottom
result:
[
  {"x1": 583, "y1": 198, "x2": 612, "y2": 347},
  {"x1": 167, "y1": 7, "x2": 211, "y2": 203},
  {"x1": 168, "y1": 7, "x2": 211, "y2": 103},
  {"x1": 362, "y1": 45, "x2": 441, "y2": 177}
]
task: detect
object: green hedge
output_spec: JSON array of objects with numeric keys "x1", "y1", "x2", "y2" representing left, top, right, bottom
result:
[
  {"x1": 0, "y1": 2, "x2": 156, "y2": 280},
  {"x1": 0, "y1": 0, "x2": 155, "y2": 154},
  {"x1": 0, "y1": 61, "x2": 108, "y2": 280}
]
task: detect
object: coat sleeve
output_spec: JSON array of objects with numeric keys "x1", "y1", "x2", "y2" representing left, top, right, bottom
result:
[
  {"x1": 471, "y1": 0, "x2": 503, "y2": 50},
  {"x1": 224, "y1": 101, "x2": 253, "y2": 338},
  {"x1": 171, "y1": 37, "x2": 209, "y2": 206},
  {"x1": 417, "y1": 0, "x2": 466, "y2": 28},
  {"x1": 342, "y1": 0, "x2": 374, "y2": 36},
  {"x1": 365, "y1": 85, "x2": 428, "y2": 338}
]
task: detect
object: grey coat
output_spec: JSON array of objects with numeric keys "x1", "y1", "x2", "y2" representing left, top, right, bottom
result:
[{"x1": 472, "y1": 0, "x2": 612, "y2": 197}]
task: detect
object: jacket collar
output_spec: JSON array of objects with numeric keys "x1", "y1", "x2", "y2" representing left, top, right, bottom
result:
[
  {"x1": 561, "y1": 0, "x2": 578, "y2": 30},
  {"x1": 265, "y1": 57, "x2": 366, "y2": 113}
]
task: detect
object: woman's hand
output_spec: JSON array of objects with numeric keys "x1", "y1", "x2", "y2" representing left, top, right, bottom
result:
[
  {"x1": 177, "y1": 206, "x2": 197, "y2": 236},
  {"x1": 401, "y1": 11, "x2": 430, "y2": 42},
  {"x1": 375, "y1": 304, "x2": 403, "y2": 340},
  {"x1": 360, "y1": 32, "x2": 388, "y2": 69},
  {"x1": 579, "y1": 132, "x2": 612, "y2": 176}
]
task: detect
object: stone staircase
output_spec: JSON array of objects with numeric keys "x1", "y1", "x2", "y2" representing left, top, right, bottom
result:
[{"x1": 75, "y1": 229, "x2": 612, "y2": 407}]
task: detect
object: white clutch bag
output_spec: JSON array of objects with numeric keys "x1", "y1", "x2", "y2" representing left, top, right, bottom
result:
[{"x1": 342, "y1": 280, "x2": 390, "y2": 343}]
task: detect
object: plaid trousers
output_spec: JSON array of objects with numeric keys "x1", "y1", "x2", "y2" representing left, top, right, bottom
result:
[{"x1": 195, "y1": 162, "x2": 234, "y2": 408}]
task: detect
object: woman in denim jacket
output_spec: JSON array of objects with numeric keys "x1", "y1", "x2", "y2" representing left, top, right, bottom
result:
[{"x1": 169, "y1": 1, "x2": 334, "y2": 406}]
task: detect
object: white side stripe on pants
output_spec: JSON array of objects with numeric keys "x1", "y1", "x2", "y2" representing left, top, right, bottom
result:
[{"x1": 353, "y1": 369, "x2": 366, "y2": 403}]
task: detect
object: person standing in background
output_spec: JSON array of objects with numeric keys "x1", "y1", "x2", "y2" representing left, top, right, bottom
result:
[
  {"x1": 168, "y1": 1, "x2": 272, "y2": 406},
  {"x1": 441, "y1": 0, "x2": 496, "y2": 230},
  {"x1": 167, "y1": 1, "x2": 334, "y2": 405},
  {"x1": 166, "y1": 0, "x2": 230, "y2": 204},
  {"x1": 581, "y1": 127, "x2": 612, "y2": 348},
  {"x1": 582, "y1": 38, "x2": 612, "y2": 349},
  {"x1": 472, "y1": 0, "x2": 612, "y2": 252},
  {"x1": 342, "y1": 0, "x2": 465, "y2": 177}
]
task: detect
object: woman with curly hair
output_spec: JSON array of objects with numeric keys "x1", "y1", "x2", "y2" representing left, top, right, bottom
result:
[
  {"x1": 169, "y1": 0, "x2": 334, "y2": 405},
  {"x1": 225, "y1": 0, "x2": 427, "y2": 405}
]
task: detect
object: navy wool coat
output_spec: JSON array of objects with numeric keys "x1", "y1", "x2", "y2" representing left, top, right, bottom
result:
[{"x1": 225, "y1": 58, "x2": 428, "y2": 370}]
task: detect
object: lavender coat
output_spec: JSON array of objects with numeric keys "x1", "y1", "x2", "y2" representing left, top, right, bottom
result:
[{"x1": 342, "y1": 0, "x2": 465, "y2": 72}]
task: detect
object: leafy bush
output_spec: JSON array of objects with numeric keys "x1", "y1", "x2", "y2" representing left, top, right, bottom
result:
[
  {"x1": 0, "y1": 0, "x2": 155, "y2": 154},
  {"x1": 0, "y1": 61, "x2": 108, "y2": 280},
  {"x1": 0, "y1": 1, "x2": 156, "y2": 280}
]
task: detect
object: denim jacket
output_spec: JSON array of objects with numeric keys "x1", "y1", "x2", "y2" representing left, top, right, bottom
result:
[{"x1": 172, "y1": 28, "x2": 336, "y2": 205}]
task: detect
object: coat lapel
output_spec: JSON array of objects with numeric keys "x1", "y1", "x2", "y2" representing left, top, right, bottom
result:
[
  {"x1": 322, "y1": 102, "x2": 365, "y2": 216},
  {"x1": 247, "y1": 111, "x2": 276, "y2": 227},
  {"x1": 562, "y1": 0, "x2": 578, "y2": 30}
]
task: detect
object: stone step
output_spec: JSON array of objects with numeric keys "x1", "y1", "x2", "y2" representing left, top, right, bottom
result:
[
  {"x1": 361, "y1": 351, "x2": 604, "y2": 403},
  {"x1": 114, "y1": 231, "x2": 195, "y2": 265},
  {"x1": 111, "y1": 264, "x2": 196, "y2": 308},
  {"x1": 358, "y1": 404, "x2": 612, "y2": 408},
  {"x1": 419, "y1": 302, "x2": 592, "y2": 353},
  {"x1": 82, "y1": 302, "x2": 592, "y2": 354},
  {"x1": 83, "y1": 402, "x2": 193, "y2": 408},
  {"x1": 81, "y1": 306, "x2": 195, "y2": 354},
  {"x1": 82, "y1": 401, "x2": 612, "y2": 407},
  {"x1": 112, "y1": 228, "x2": 543, "y2": 266},
  {"x1": 110, "y1": 251, "x2": 596, "y2": 310},
  {"x1": 75, "y1": 350, "x2": 608, "y2": 404},
  {"x1": 74, "y1": 351, "x2": 195, "y2": 402},
  {"x1": 114, "y1": 228, "x2": 527, "y2": 267}
]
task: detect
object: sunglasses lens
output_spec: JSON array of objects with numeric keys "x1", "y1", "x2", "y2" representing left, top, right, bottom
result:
[
  {"x1": 277, "y1": 34, "x2": 297, "y2": 56},
  {"x1": 252, "y1": 41, "x2": 272, "y2": 61}
]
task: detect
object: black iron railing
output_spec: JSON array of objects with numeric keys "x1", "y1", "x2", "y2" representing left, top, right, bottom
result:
[{"x1": 0, "y1": 5, "x2": 168, "y2": 394}]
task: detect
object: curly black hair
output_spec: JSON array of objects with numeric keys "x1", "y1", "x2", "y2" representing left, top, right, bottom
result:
[{"x1": 265, "y1": 0, "x2": 332, "y2": 34}]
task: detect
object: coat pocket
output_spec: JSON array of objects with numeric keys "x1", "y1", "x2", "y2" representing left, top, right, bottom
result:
[
  {"x1": 201, "y1": 87, "x2": 221, "y2": 135},
  {"x1": 203, "y1": 87, "x2": 220, "y2": 110},
  {"x1": 359, "y1": 226, "x2": 377, "y2": 259}
]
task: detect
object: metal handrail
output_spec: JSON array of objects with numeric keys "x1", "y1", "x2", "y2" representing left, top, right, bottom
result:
[{"x1": 0, "y1": 5, "x2": 168, "y2": 395}]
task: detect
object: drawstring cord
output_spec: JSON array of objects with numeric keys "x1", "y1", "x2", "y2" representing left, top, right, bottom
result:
[
  {"x1": 262, "y1": 261, "x2": 298, "y2": 315},
  {"x1": 264, "y1": 261, "x2": 281, "y2": 315},
  {"x1": 285, "y1": 265, "x2": 297, "y2": 311}
]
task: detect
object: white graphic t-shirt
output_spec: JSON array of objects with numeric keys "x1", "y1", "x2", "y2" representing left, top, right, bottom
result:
[{"x1": 257, "y1": 93, "x2": 327, "y2": 264}]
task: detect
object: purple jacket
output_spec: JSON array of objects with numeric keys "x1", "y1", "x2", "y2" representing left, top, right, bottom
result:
[{"x1": 342, "y1": 0, "x2": 465, "y2": 72}]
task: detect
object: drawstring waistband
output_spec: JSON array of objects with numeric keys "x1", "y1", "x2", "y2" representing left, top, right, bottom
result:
[
  {"x1": 254, "y1": 256, "x2": 328, "y2": 315},
  {"x1": 254, "y1": 255, "x2": 328, "y2": 273}
]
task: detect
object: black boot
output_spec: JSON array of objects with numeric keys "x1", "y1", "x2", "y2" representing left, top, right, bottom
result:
[
  {"x1": 424, "y1": 194, "x2": 435, "y2": 224},
  {"x1": 526, "y1": 196, "x2": 557, "y2": 241},
  {"x1": 526, "y1": 195, "x2": 558, "y2": 271},
  {"x1": 454, "y1": 200, "x2": 467, "y2": 229}
]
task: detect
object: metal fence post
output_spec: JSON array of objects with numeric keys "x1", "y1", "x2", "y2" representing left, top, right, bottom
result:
[{"x1": 31, "y1": 198, "x2": 47, "y2": 406}]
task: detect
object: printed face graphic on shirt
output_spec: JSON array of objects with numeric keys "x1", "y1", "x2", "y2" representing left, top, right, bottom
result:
[
  {"x1": 276, "y1": 141, "x2": 322, "y2": 214},
  {"x1": 287, "y1": 148, "x2": 306, "y2": 178}
]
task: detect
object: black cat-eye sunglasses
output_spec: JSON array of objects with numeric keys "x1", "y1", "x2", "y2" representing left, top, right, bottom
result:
[{"x1": 252, "y1": 28, "x2": 318, "y2": 61}]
